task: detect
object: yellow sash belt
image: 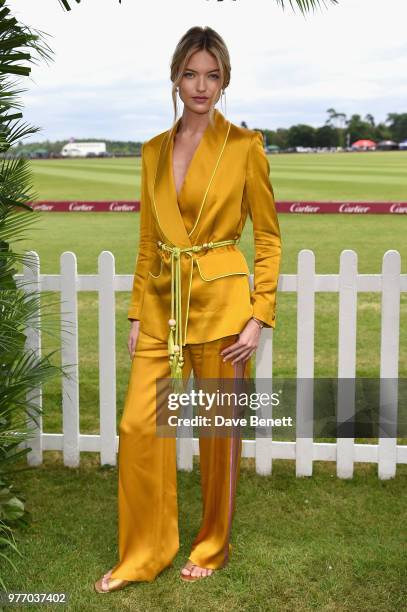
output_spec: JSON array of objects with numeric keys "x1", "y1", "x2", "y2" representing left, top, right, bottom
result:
[{"x1": 157, "y1": 238, "x2": 239, "y2": 392}]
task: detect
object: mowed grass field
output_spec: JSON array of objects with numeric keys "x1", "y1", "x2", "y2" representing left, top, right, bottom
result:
[
  {"x1": 31, "y1": 150, "x2": 407, "y2": 201},
  {"x1": 17, "y1": 151, "x2": 407, "y2": 435}
]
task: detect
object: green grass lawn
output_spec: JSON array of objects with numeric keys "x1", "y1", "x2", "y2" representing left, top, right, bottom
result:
[
  {"x1": 30, "y1": 151, "x2": 407, "y2": 202},
  {"x1": 5, "y1": 152, "x2": 406, "y2": 609},
  {"x1": 3, "y1": 455, "x2": 406, "y2": 611}
]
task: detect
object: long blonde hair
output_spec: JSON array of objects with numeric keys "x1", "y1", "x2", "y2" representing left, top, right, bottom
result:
[{"x1": 170, "y1": 26, "x2": 231, "y2": 126}]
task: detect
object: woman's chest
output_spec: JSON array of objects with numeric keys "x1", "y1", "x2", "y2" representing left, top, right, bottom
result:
[
  {"x1": 172, "y1": 133, "x2": 204, "y2": 197},
  {"x1": 148, "y1": 130, "x2": 250, "y2": 240}
]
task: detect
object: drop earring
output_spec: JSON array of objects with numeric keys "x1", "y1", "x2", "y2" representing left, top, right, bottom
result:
[{"x1": 221, "y1": 89, "x2": 227, "y2": 117}]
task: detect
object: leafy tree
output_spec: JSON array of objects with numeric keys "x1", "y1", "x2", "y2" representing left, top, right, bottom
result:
[
  {"x1": 386, "y1": 113, "x2": 407, "y2": 142},
  {"x1": 315, "y1": 125, "x2": 337, "y2": 147},
  {"x1": 365, "y1": 113, "x2": 375, "y2": 127},
  {"x1": 346, "y1": 113, "x2": 376, "y2": 142},
  {"x1": 325, "y1": 108, "x2": 347, "y2": 147},
  {"x1": 287, "y1": 123, "x2": 316, "y2": 147},
  {"x1": 372, "y1": 121, "x2": 392, "y2": 142},
  {"x1": 272, "y1": 128, "x2": 290, "y2": 149}
]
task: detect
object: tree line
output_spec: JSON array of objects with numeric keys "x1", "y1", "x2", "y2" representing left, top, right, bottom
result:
[
  {"x1": 11, "y1": 110, "x2": 407, "y2": 157},
  {"x1": 253, "y1": 110, "x2": 407, "y2": 148}
]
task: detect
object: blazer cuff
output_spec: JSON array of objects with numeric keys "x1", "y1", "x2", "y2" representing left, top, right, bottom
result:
[
  {"x1": 252, "y1": 303, "x2": 276, "y2": 329},
  {"x1": 127, "y1": 304, "x2": 143, "y2": 321}
]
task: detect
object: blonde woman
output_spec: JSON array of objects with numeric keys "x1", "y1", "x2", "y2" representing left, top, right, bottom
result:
[{"x1": 95, "y1": 26, "x2": 281, "y2": 593}]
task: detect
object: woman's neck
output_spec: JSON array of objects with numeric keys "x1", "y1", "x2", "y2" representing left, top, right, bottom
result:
[{"x1": 177, "y1": 108, "x2": 211, "y2": 136}]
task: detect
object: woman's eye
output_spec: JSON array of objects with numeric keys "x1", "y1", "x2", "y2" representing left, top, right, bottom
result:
[
  {"x1": 209, "y1": 74, "x2": 220, "y2": 79},
  {"x1": 184, "y1": 72, "x2": 194, "y2": 78}
]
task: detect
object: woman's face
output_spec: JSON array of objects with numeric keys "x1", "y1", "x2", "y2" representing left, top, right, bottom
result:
[{"x1": 178, "y1": 49, "x2": 222, "y2": 115}]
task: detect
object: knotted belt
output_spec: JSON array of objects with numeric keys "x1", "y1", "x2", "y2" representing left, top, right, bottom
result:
[{"x1": 157, "y1": 238, "x2": 240, "y2": 393}]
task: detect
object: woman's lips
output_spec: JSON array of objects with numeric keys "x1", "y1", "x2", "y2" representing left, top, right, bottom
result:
[{"x1": 192, "y1": 97, "x2": 208, "y2": 102}]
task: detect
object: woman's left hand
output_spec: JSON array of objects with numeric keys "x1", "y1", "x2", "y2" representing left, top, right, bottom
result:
[{"x1": 220, "y1": 318, "x2": 262, "y2": 365}]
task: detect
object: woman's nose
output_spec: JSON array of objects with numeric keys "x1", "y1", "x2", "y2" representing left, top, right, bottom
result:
[{"x1": 196, "y1": 77, "x2": 206, "y2": 92}]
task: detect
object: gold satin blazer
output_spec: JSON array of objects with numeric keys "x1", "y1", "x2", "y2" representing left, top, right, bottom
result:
[{"x1": 128, "y1": 109, "x2": 282, "y2": 345}]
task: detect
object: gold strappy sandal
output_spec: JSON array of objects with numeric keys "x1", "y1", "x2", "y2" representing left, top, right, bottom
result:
[
  {"x1": 94, "y1": 568, "x2": 131, "y2": 593},
  {"x1": 180, "y1": 559, "x2": 214, "y2": 582}
]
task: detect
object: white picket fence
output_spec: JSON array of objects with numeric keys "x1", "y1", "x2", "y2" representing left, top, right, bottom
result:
[{"x1": 15, "y1": 249, "x2": 406, "y2": 480}]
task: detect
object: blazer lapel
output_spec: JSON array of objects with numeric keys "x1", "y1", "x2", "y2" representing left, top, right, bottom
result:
[
  {"x1": 152, "y1": 117, "x2": 191, "y2": 247},
  {"x1": 152, "y1": 109, "x2": 231, "y2": 247}
]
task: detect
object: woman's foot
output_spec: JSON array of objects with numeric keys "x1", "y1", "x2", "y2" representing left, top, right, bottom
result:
[
  {"x1": 94, "y1": 568, "x2": 131, "y2": 593},
  {"x1": 180, "y1": 559, "x2": 214, "y2": 582}
]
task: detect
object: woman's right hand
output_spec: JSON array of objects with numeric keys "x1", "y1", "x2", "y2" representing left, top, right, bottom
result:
[{"x1": 128, "y1": 320, "x2": 140, "y2": 359}]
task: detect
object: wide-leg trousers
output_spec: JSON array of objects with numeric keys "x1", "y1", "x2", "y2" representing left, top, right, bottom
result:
[{"x1": 109, "y1": 328, "x2": 252, "y2": 582}]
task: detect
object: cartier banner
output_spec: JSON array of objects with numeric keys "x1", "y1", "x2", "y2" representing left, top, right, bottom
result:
[{"x1": 29, "y1": 201, "x2": 407, "y2": 213}]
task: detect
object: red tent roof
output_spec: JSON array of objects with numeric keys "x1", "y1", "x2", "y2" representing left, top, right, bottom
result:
[{"x1": 352, "y1": 139, "x2": 376, "y2": 146}]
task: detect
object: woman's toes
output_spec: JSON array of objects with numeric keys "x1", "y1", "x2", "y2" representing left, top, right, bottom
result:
[
  {"x1": 182, "y1": 561, "x2": 213, "y2": 578},
  {"x1": 181, "y1": 561, "x2": 195, "y2": 576},
  {"x1": 193, "y1": 565, "x2": 210, "y2": 577}
]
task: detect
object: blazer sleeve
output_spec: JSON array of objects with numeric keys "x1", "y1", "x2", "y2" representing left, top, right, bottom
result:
[
  {"x1": 243, "y1": 131, "x2": 282, "y2": 329},
  {"x1": 127, "y1": 143, "x2": 156, "y2": 321}
]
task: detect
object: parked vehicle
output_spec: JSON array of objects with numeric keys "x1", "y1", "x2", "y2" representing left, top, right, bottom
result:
[{"x1": 61, "y1": 141, "x2": 107, "y2": 157}]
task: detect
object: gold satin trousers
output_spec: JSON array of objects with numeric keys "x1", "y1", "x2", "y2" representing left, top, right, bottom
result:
[{"x1": 109, "y1": 328, "x2": 251, "y2": 582}]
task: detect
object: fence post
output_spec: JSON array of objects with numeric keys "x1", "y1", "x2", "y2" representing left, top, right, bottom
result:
[
  {"x1": 296, "y1": 250, "x2": 315, "y2": 477},
  {"x1": 245, "y1": 272, "x2": 275, "y2": 475},
  {"x1": 176, "y1": 416, "x2": 194, "y2": 472},
  {"x1": 378, "y1": 251, "x2": 400, "y2": 480},
  {"x1": 60, "y1": 252, "x2": 80, "y2": 467},
  {"x1": 176, "y1": 366, "x2": 194, "y2": 471},
  {"x1": 24, "y1": 251, "x2": 43, "y2": 466},
  {"x1": 255, "y1": 325, "x2": 274, "y2": 475},
  {"x1": 98, "y1": 251, "x2": 117, "y2": 466},
  {"x1": 337, "y1": 250, "x2": 358, "y2": 478}
]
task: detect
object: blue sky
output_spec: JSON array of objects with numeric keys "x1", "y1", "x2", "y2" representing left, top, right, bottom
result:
[{"x1": 12, "y1": 0, "x2": 407, "y2": 142}]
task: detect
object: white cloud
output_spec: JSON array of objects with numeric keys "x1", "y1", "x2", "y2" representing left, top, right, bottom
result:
[{"x1": 11, "y1": 0, "x2": 407, "y2": 141}]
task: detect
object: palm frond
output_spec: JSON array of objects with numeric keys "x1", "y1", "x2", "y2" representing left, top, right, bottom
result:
[
  {"x1": 0, "y1": 3, "x2": 53, "y2": 66},
  {"x1": 0, "y1": 289, "x2": 63, "y2": 353},
  {"x1": 0, "y1": 77, "x2": 28, "y2": 109},
  {"x1": 0, "y1": 348, "x2": 66, "y2": 404},
  {"x1": 58, "y1": 0, "x2": 122, "y2": 10},
  {"x1": 0, "y1": 1, "x2": 59, "y2": 587},
  {"x1": 0, "y1": 123, "x2": 42, "y2": 155},
  {"x1": 276, "y1": 0, "x2": 339, "y2": 13},
  {"x1": 0, "y1": 157, "x2": 38, "y2": 205},
  {"x1": 0, "y1": 210, "x2": 38, "y2": 242},
  {"x1": 0, "y1": 521, "x2": 21, "y2": 591},
  {"x1": 0, "y1": 443, "x2": 31, "y2": 468},
  {"x1": 0, "y1": 248, "x2": 39, "y2": 284},
  {"x1": 57, "y1": 0, "x2": 335, "y2": 13}
]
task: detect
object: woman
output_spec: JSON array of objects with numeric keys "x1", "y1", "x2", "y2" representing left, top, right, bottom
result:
[{"x1": 94, "y1": 25, "x2": 281, "y2": 593}]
